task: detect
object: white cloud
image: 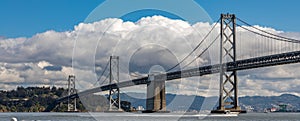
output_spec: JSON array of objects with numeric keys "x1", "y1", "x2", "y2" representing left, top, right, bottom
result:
[
  {"x1": 0, "y1": 16, "x2": 299, "y2": 97},
  {"x1": 0, "y1": 62, "x2": 68, "y2": 91},
  {"x1": 37, "y1": 61, "x2": 53, "y2": 68}
]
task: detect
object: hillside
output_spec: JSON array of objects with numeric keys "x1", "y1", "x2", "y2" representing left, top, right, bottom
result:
[
  {"x1": 0, "y1": 86, "x2": 87, "y2": 112},
  {"x1": 120, "y1": 92, "x2": 300, "y2": 112},
  {"x1": 0, "y1": 87, "x2": 299, "y2": 112}
]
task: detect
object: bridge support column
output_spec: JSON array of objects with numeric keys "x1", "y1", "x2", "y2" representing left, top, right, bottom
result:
[
  {"x1": 108, "y1": 56, "x2": 122, "y2": 112},
  {"x1": 212, "y1": 14, "x2": 245, "y2": 114},
  {"x1": 144, "y1": 74, "x2": 168, "y2": 113},
  {"x1": 67, "y1": 75, "x2": 77, "y2": 112}
]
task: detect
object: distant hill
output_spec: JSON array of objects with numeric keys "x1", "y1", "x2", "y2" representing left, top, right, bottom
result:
[
  {"x1": 119, "y1": 92, "x2": 300, "y2": 112},
  {"x1": 1, "y1": 86, "x2": 299, "y2": 112},
  {"x1": 119, "y1": 93, "x2": 207, "y2": 111},
  {"x1": 0, "y1": 86, "x2": 86, "y2": 112},
  {"x1": 240, "y1": 94, "x2": 300, "y2": 112}
]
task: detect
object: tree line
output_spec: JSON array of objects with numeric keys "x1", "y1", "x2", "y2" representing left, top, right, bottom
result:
[{"x1": 0, "y1": 86, "x2": 86, "y2": 112}]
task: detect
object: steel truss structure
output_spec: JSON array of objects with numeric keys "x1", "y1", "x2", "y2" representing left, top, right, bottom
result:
[
  {"x1": 67, "y1": 75, "x2": 77, "y2": 112},
  {"x1": 217, "y1": 13, "x2": 241, "y2": 111},
  {"x1": 108, "y1": 56, "x2": 121, "y2": 111}
]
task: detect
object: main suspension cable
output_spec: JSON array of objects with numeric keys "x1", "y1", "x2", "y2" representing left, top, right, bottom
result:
[
  {"x1": 181, "y1": 34, "x2": 220, "y2": 70},
  {"x1": 95, "y1": 59, "x2": 110, "y2": 85},
  {"x1": 166, "y1": 19, "x2": 221, "y2": 72},
  {"x1": 236, "y1": 24, "x2": 300, "y2": 44},
  {"x1": 237, "y1": 17, "x2": 300, "y2": 43}
]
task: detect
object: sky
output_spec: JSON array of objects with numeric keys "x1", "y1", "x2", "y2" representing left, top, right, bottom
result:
[
  {"x1": 0, "y1": 0, "x2": 300, "y2": 38},
  {"x1": 0, "y1": 0, "x2": 300, "y2": 99}
]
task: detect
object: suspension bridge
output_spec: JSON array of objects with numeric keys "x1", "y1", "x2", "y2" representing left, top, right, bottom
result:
[{"x1": 45, "y1": 13, "x2": 300, "y2": 113}]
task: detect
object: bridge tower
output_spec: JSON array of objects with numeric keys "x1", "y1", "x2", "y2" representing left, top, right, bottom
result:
[
  {"x1": 108, "y1": 56, "x2": 122, "y2": 111},
  {"x1": 212, "y1": 14, "x2": 244, "y2": 113},
  {"x1": 67, "y1": 75, "x2": 77, "y2": 112}
]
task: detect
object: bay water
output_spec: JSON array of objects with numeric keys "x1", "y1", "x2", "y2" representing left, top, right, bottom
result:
[{"x1": 0, "y1": 112, "x2": 299, "y2": 121}]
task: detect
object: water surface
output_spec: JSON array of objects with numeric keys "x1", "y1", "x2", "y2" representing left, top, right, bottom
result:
[{"x1": 1, "y1": 112, "x2": 300, "y2": 121}]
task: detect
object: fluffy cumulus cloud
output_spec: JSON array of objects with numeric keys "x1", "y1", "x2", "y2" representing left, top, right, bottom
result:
[
  {"x1": 0, "y1": 16, "x2": 300, "y2": 97},
  {"x1": 0, "y1": 62, "x2": 70, "y2": 89}
]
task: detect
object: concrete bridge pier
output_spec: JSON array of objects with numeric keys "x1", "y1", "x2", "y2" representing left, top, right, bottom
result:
[{"x1": 143, "y1": 74, "x2": 168, "y2": 113}]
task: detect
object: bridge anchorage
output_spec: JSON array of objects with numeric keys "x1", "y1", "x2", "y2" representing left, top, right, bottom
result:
[{"x1": 143, "y1": 73, "x2": 168, "y2": 113}]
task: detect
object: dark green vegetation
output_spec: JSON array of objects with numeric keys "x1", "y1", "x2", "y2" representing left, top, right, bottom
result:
[
  {"x1": 0, "y1": 86, "x2": 86, "y2": 112},
  {"x1": 0, "y1": 86, "x2": 128, "y2": 112}
]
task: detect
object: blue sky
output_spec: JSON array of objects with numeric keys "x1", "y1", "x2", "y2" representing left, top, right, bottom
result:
[{"x1": 0, "y1": 0, "x2": 299, "y2": 38}]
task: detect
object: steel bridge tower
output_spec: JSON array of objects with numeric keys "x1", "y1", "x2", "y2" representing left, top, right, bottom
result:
[
  {"x1": 67, "y1": 75, "x2": 77, "y2": 112},
  {"x1": 212, "y1": 14, "x2": 245, "y2": 113},
  {"x1": 108, "y1": 56, "x2": 122, "y2": 111}
]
